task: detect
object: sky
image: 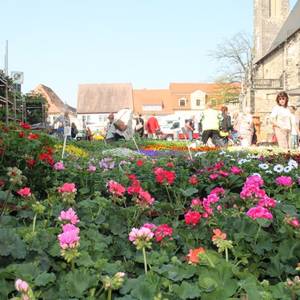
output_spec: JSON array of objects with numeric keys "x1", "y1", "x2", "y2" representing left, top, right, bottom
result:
[{"x1": 1, "y1": 0, "x2": 298, "y2": 107}]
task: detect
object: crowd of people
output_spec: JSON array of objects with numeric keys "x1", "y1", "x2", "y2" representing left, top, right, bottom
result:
[{"x1": 51, "y1": 92, "x2": 300, "y2": 150}]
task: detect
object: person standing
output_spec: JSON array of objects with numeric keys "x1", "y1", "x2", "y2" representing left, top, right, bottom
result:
[
  {"x1": 270, "y1": 92, "x2": 292, "y2": 149},
  {"x1": 135, "y1": 114, "x2": 145, "y2": 137},
  {"x1": 71, "y1": 122, "x2": 78, "y2": 139},
  {"x1": 234, "y1": 108, "x2": 254, "y2": 147},
  {"x1": 289, "y1": 106, "x2": 300, "y2": 149},
  {"x1": 184, "y1": 119, "x2": 194, "y2": 141},
  {"x1": 105, "y1": 113, "x2": 116, "y2": 142},
  {"x1": 219, "y1": 106, "x2": 232, "y2": 145},
  {"x1": 146, "y1": 114, "x2": 160, "y2": 139}
]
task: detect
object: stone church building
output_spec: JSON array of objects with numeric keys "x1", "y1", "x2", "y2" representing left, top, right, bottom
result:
[{"x1": 249, "y1": 0, "x2": 300, "y2": 141}]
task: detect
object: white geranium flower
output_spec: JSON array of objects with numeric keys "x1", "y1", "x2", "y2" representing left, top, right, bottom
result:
[
  {"x1": 273, "y1": 164, "x2": 284, "y2": 173},
  {"x1": 258, "y1": 163, "x2": 269, "y2": 170},
  {"x1": 283, "y1": 165, "x2": 293, "y2": 173},
  {"x1": 288, "y1": 159, "x2": 298, "y2": 169}
]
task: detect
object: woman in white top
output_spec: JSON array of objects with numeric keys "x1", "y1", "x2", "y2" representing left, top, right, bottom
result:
[{"x1": 270, "y1": 92, "x2": 292, "y2": 149}]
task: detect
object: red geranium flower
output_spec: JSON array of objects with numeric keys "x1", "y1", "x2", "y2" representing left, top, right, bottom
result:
[
  {"x1": 136, "y1": 159, "x2": 144, "y2": 167},
  {"x1": 184, "y1": 210, "x2": 201, "y2": 226},
  {"x1": 28, "y1": 133, "x2": 39, "y2": 140},
  {"x1": 20, "y1": 122, "x2": 31, "y2": 130}
]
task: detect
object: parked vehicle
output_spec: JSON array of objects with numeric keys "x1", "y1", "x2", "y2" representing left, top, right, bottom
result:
[{"x1": 160, "y1": 120, "x2": 200, "y2": 140}]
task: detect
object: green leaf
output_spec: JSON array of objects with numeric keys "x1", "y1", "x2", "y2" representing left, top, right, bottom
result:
[
  {"x1": 173, "y1": 281, "x2": 201, "y2": 299},
  {"x1": 65, "y1": 269, "x2": 95, "y2": 297},
  {"x1": 76, "y1": 251, "x2": 94, "y2": 267},
  {"x1": 0, "y1": 228, "x2": 26, "y2": 259},
  {"x1": 34, "y1": 272, "x2": 56, "y2": 287},
  {"x1": 180, "y1": 187, "x2": 198, "y2": 197}
]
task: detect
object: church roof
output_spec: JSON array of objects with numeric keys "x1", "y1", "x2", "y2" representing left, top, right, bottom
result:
[
  {"x1": 77, "y1": 83, "x2": 133, "y2": 114},
  {"x1": 256, "y1": 0, "x2": 300, "y2": 63}
]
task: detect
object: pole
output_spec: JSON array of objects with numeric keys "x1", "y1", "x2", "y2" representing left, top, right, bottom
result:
[{"x1": 4, "y1": 40, "x2": 8, "y2": 76}]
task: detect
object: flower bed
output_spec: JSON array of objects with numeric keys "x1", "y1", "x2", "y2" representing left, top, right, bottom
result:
[{"x1": 0, "y1": 123, "x2": 300, "y2": 299}]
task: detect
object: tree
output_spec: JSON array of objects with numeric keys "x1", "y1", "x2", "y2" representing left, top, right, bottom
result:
[{"x1": 209, "y1": 32, "x2": 254, "y2": 99}]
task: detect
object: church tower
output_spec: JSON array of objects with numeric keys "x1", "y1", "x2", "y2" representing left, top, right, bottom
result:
[{"x1": 254, "y1": 0, "x2": 290, "y2": 60}]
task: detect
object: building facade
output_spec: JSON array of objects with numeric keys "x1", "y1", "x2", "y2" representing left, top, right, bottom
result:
[{"x1": 250, "y1": 0, "x2": 300, "y2": 141}]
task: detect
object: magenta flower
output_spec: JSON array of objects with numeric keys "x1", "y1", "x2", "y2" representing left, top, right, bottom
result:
[
  {"x1": 59, "y1": 208, "x2": 79, "y2": 224},
  {"x1": 209, "y1": 173, "x2": 219, "y2": 180},
  {"x1": 17, "y1": 187, "x2": 31, "y2": 197},
  {"x1": 54, "y1": 161, "x2": 65, "y2": 171},
  {"x1": 230, "y1": 166, "x2": 242, "y2": 175},
  {"x1": 246, "y1": 206, "x2": 273, "y2": 220},
  {"x1": 275, "y1": 176, "x2": 293, "y2": 187},
  {"x1": 258, "y1": 195, "x2": 277, "y2": 208},
  {"x1": 287, "y1": 217, "x2": 300, "y2": 228},
  {"x1": 58, "y1": 183, "x2": 77, "y2": 193}
]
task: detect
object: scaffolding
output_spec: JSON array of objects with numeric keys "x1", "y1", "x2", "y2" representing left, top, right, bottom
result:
[{"x1": 0, "y1": 72, "x2": 11, "y2": 125}]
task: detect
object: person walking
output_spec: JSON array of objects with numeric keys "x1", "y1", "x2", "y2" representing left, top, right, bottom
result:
[
  {"x1": 270, "y1": 92, "x2": 292, "y2": 149},
  {"x1": 199, "y1": 103, "x2": 222, "y2": 146}
]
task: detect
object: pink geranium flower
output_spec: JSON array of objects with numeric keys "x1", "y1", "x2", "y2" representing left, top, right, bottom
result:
[
  {"x1": 17, "y1": 187, "x2": 31, "y2": 197},
  {"x1": 87, "y1": 165, "x2": 96, "y2": 172},
  {"x1": 15, "y1": 279, "x2": 29, "y2": 293},
  {"x1": 54, "y1": 161, "x2": 65, "y2": 171},
  {"x1": 58, "y1": 183, "x2": 77, "y2": 193},
  {"x1": 230, "y1": 166, "x2": 242, "y2": 175},
  {"x1": 246, "y1": 206, "x2": 273, "y2": 220},
  {"x1": 59, "y1": 208, "x2": 79, "y2": 224},
  {"x1": 107, "y1": 180, "x2": 126, "y2": 197},
  {"x1": 154, "y1": 224, "x2": 173, "y2": 242},
  {"x1": 128, "y1": 226, "x2": 154, "y2": 245}
]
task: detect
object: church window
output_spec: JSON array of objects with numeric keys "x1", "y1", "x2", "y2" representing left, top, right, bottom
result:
[{"x1": 196, "y1": 99, "x2": 201, "y2": 106}]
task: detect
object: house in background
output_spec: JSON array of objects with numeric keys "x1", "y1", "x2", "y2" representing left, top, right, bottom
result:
[
  {"x1": 33, "y1": 84, "x2": 76, "y2": 125},
  {"x1": 77, "y1": 83, "x2": 133, "y2": 131},
  {"x1": 133, "y1": 89, "x2": 171, "y2": 116}
]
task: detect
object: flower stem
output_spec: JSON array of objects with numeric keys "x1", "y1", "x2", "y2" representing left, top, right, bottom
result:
[
  {"x1": 204, "y1": 253, "x2": 215, "y2": 268},
  {"x1": 107, "y1": 288, "x2": 112, "y2": 300},
  {"x1": 255, "y1": 224, "x2": 261, "y2": 245},
  {"x1": 225, "y1": 248, "x2": 228, "y2": 262},
  {"x1": 32, "y1": 213, "x2": 37, "y2": 233},
  {"x1": 165, "y1": 185, "x2": 172, "y2": 202},
  {"x1": 142, "y1": 247, "x2": 148, "y2": 274}
]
